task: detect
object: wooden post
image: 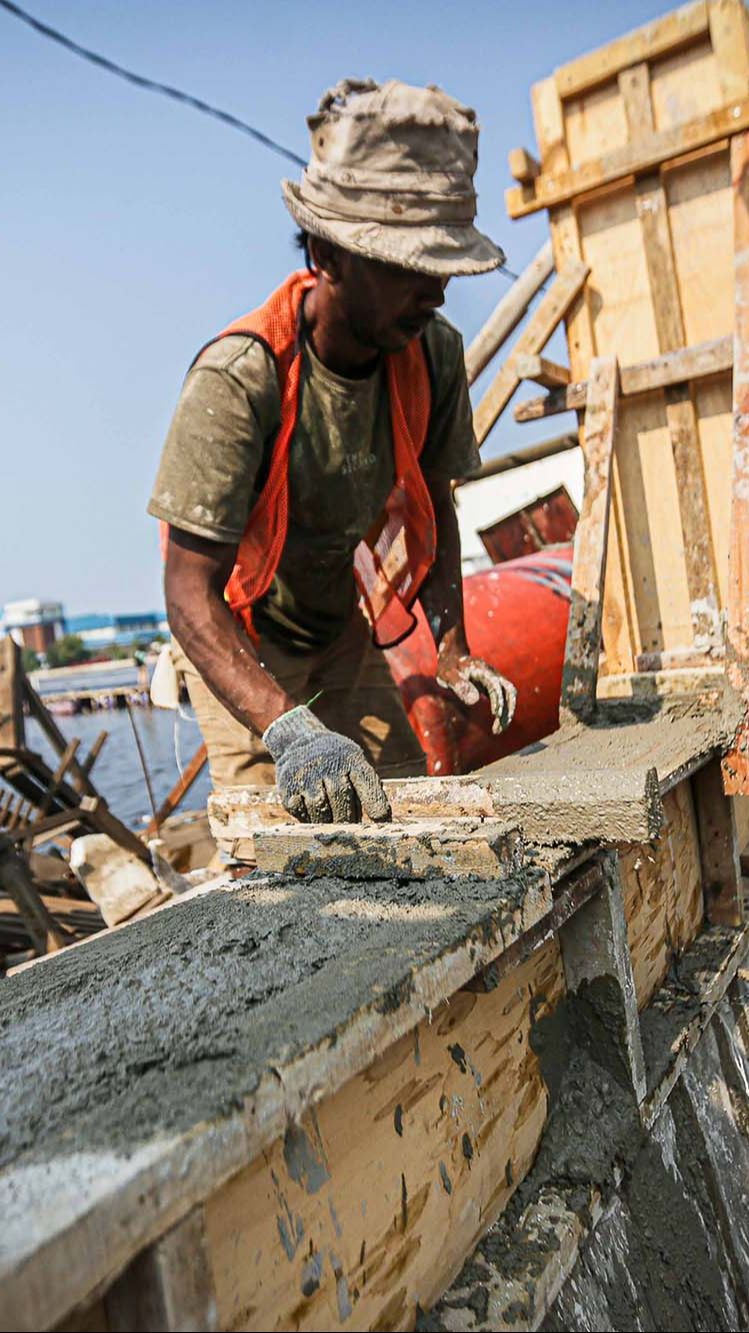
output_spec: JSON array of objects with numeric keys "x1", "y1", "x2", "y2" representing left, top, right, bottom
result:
[
  {"x1": 693, "y1": 757, "x2": 744, "y2": 927},
  {"x1": 724, "y1": 130, "x2": 749, "y2": 794},
  {"x1": 560, "y1": 357, "x2": 619, "y2": 722},
  {"x1": 0, "y1": 636, "x2": 25, "y2": 750}
]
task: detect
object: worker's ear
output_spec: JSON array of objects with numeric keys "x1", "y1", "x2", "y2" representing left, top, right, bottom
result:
[{"x1": 309, "y1": 235, "x2": 344, "y2": 285}]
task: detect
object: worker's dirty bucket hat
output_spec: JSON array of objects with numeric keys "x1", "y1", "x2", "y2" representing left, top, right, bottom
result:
[{"x1": 282, "y1": 78, "x2": 505, "y2": 278}]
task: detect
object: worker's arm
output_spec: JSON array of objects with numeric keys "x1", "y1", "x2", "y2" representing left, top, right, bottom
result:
[
  {"x1": 419, "y1": 474, "x2": 517, "y2": 734},
  {"x1": 165, "y1": 526, "x2": 389, "y2": 822},
  {"x1": 164, "y1": 526, "x2": 296, "y2": 734}
]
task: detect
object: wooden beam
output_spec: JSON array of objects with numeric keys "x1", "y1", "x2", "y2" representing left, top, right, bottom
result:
[
  {"x1": 513, "y1": 334, "x2": 733, "y2": 421},
  {"x1": 508, "y1": 146, "x2": 540, "y2": 183},
  {"x1": 723, "y1": 131, "x2": 749, "y2": 794},
  {"x1": 464, "y1": 240, "x2": 553, "y2": 385},
  {"x1": 622, "y1": 60, "x2": 721, "y2": 651},
  {"x1": 145, "y1": 742, "x2": 208, "y2": 837},
  {"x1": 505, "y1": 95, "x2": 749, "y2": 219},
  {"x1": 0, "y1": 636, "x2": 24, "y2": 750},
  {"x1": 454, "y1": 431, "x2": 579, "y2": 486},
  {"x1": 560, "y1": 357, "x2": 619, "y2": 721},
  {"x1": 78, "y1": 796, "x2": 152, "y2": 865},
  {"x1": 23, "y1": 678, "x2": 98, "y2": 797},
  {"x1": 554, "y1": 0, "x2": 709, "y2": 100},
  {"x1": 710, "y1": 0, "x2": 749, "y2": 103},
  {"x1": 473, "y1": 262, "x2": 589, "y2": 444},
  {"x1": 692, "y1": 757, "x2": 744, "y2": 927},
  {"x1": 0, "y1": 832, "x2": 70, "y2": 954},
  {"x1": 515, "y1": 352, "x2": 571, "y2": 388}
]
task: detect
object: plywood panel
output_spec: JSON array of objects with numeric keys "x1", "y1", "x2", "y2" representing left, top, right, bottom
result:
[
  {"x1": 204, "y1": 941, "x2": 565, "y2": 1333},
  {"x1": 578, "y1": 189, "x2": 660, "y2": 362},
  {"x1": 695, "y1": 374, "x2": 733, "y2": 606},
  {"x1": 666, "y1": 148, "x2": 733, "y2": 344},
  {"x1": 621, "y1": 778, "x2": 704, "y2": 1010},
  {"x1": 650, "y1": 36, "x2": 725, "y2": 129},
  {"x1": 613, "y1": 396, "x2": 694, "y2": 655},
  {"x1": 564, "y1": 81, "x2": 629, "y2": 167}
]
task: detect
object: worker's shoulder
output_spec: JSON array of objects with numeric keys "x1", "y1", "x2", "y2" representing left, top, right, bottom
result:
[
  {"x1": 190, "y1": 333, "x2": 278, "y2": 388},
  {"x1": 423, "y1": 312, "x2": 465, "y2": 380}
]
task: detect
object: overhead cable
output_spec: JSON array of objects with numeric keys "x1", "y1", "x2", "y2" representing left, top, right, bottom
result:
[
  {"x1": 0, "y1": 0, "x2": 307, "y2": 167},
  {"x1": 1, "y1": 0, "x2": 525, "y2": 283}
]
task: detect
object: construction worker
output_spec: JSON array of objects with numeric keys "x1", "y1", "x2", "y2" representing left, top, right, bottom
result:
[{"x1": 148, "y1": 79, "x2": 517, "y2": 824}]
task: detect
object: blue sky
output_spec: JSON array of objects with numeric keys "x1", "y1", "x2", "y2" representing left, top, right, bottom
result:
[{"x1": 2, "y1": 0, "x2": 667, "y2": 615}]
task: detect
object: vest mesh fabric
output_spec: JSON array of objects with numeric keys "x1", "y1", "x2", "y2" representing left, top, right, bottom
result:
[{"x1": 171, "y1": 269, "x2": 436, "y2": 648}]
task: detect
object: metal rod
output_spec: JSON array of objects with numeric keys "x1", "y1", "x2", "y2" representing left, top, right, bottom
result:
[{"x1": 125, "y1": 700, "x2": 157, "y2": 823}]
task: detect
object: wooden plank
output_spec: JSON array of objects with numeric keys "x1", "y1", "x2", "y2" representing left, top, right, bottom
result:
[
  {"x1": 0, "y1": 832, "x2": 70, "y2": 954},
  {"x1": 554, "y1": 1, "x2": 709, "y2": 100},
  {"x1": 105, "y1": 1206, "x2": 218, "y2": 1333},
  {"x1": 560, "y1": 357, "x2": 619, "y2": 720},
  {"x1": 508, "y1": 146, "x2": 540, "y2": 182},
  {"x1": 252, "y1": 818, "x2": 524, "y2": 881},
  {"x1": 531, "y1": 75, "x2": 568, "y2": 176},
  {"x1": 454, "y1": 432, "x2": 579, "y2": 486},
  {"x1": 620, "y1": 59, "x2": 723, "y2": 651},
  {"x1": 23, "y1": 679, "x2": 98, "y2": 797},
  {"x1": 514, "y1": 353, "x2": 571, "y2": 387},
  {"x1": 723, "y1": 131, "x2": 749, "y2": 793},
  {"x1": 710, "y1": 0, "x2": 749, "y2": 102},
  {"x1": 464, "y1": 240, "x2": 553, "y2": 385},
  {"x1": 202, "y1": 939, "x2": 566, "y2": 1333},
  {"x1": 620, "y1": 779, "x2": 705, "y2": 1010},
  {"x1": 692, "y1": 756, "x2": 744, "y2": 925},
  {"x1": 81, "y1": 730, "x2": 108, "y2": 776},
  {"x1": 78, "y1": 796, "x2": 152, "y2": 865},
  {"x1": 0, "y1": 637, "x2": 24, "y2": 750},
  {"x1": 544, "y1": 194, "x2": 638, "y2": 679},
  {"x1": 505, "y1": 95, "x2": 749, "y2": 218},
  {"x1": 145, "y1": 743, "x2": 207, "y2": 837},
  {"x1": 473, "y1": 262, "x2": 589, "y2": 444},
  {"x1": 513, "y1": 334, "x2": 733, "y2": 421}
]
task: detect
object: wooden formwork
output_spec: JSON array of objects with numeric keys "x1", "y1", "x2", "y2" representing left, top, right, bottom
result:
[{"x1": 504, "y1": 0, "x2": 748, "y2": 696}]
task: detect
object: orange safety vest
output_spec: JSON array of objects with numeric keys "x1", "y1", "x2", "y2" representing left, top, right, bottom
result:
[{"x1": 167, "y1": 269, "x2": 437, "y2": 649}]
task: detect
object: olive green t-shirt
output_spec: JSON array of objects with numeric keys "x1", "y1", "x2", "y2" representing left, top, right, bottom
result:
[{"x1": 148, "y1": 312, "x2": 479, "y2": 652}]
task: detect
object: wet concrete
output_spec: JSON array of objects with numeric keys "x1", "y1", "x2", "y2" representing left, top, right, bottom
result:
[
  {"x1": 423, "y1": 968, "x2": 749, "y2": 1333},
  {"x1": 0, "y1": 870, "x2": 538, "y2": 1172},
  {"x1": 486, "y1": 694, "x2": 733, "y2": 790}
]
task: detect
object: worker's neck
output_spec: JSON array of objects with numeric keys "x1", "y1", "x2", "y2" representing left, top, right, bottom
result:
[{"x1": 302, "y1": 285, "x2": 379, "y2": 379}]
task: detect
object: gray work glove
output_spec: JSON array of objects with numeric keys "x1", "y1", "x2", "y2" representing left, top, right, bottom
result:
[
  {"x1": 437, "y1": 658, "x2": 518, "y2": 735},
  {"x1": 263, "y1": 705, "x2": 391, "y2": 824}
]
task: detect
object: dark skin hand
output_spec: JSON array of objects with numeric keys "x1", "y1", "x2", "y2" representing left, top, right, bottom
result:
[{"x1": 166, "y1": 236, "x2": 514, "y2": 742}]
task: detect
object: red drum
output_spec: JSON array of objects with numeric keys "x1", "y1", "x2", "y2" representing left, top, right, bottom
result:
[{"x1": 385, "y1": 545, "x2": 573, "y2": 775}]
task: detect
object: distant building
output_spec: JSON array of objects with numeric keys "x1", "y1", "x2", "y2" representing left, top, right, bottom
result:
[
  {"x1": 64, "y1": 611, "x2": 168, "y2": 649},
  {"x1": 1, "y1": 602, "x2": 168, "y2": 654},
  {"x1": 1, "y1": 598, "x2": 65, "y2": 653}
]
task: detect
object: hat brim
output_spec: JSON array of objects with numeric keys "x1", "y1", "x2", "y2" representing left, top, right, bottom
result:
[{"x1": 282, "y1": 180, "x2": 505, "y2": 278}]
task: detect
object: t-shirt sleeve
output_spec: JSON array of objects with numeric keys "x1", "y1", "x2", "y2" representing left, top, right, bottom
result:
[
  {"x1": 147, "y1": 335, "x2": 280, "y2": 543},
  {"x1": 418, "y1": 315, "x2": 481, "y2": 479}
]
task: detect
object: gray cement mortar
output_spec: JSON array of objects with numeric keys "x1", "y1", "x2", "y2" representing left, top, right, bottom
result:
[{"x1": 0, "y1": 870, "x2": 536, "y2": 1173}]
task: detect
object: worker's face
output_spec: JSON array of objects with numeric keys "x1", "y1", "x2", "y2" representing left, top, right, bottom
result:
[{"x1": 315, "y1": 241, "x2": 450, "y2": 353}]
